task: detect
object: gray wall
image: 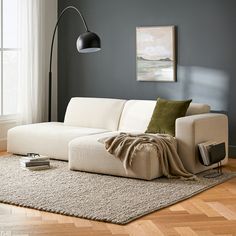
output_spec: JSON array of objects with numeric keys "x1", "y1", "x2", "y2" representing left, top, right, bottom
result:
[{"x1": 58, "y1": 0, "x2": 236, "y2": 152}]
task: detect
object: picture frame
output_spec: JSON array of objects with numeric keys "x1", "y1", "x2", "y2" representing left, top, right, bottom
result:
[{"x1": 136, "y1": 25, "x2": 176, "y2": 82}]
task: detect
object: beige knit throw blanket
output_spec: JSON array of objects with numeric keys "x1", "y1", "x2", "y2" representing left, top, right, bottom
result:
[{"x1": 101, "y1": 132, "x2": 197, "y2": 180}]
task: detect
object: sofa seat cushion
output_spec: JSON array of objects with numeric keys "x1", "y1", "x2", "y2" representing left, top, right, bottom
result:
[
  {"x1": 69, "y1": 132, "x2": 163, "y2": 180},
  {"x1": 7, "y1": 122, "x2": 108, "y2": 160}
]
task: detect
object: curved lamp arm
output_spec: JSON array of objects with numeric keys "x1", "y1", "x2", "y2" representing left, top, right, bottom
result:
[
  {"x1": 49, "y1": 6, "x2": 88, "y2": 73},
  {"x1": 48, "y1": 6, "x2": 101, "y2": 121}
]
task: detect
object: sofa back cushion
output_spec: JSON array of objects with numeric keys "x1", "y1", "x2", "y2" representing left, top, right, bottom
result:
[
  {"x1": 118, "y1": 100, "x2": 210, "y2": 132},
  {"x1": 64, "y1": 97, "x2": 126, "y2": 131},
  {"x1": 145, "y1": 98, "x2": 192, "y2": 136}
]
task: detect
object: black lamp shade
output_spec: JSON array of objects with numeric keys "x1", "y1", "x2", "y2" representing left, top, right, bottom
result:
[{"x1": 77, "y1": 31, "x2": 101, "y2": 53}]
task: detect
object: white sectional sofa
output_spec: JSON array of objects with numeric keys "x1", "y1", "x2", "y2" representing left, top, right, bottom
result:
[{"x1": 7, "y1": 97, "x2": 228, "y2": 180}]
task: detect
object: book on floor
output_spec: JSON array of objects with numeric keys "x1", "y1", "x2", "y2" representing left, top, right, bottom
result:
[
  {"x1": 20, "y1": 160, "x2": 50, "y2": 167},
  {"x1": 21, "y1": 155, "x2": 49, "y2": 162},
  {"x1": 20, "y1": 165, "x2": 50, "y2": 171},
  {"x1": 19, "y1": 154, "x2": 50, "y2": 170}
]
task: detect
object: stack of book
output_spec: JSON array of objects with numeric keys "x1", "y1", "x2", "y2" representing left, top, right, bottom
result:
[
  {"x1": 198, "y1": 141, "x2": 222, "y2": 166},
  {"x1": 198, "y1": 141, "x2": 218, "y2": 166},
  {"x1": 20, "y1": 155, "x2": 50, "y2": 170},
  {"x1": 198, "y1": 141, "x2": 226, "y2": 167}
]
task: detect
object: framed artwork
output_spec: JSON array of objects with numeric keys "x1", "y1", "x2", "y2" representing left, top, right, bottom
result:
[{"x1": 136, "y1": 26, "x2": 176, "y2": 82}]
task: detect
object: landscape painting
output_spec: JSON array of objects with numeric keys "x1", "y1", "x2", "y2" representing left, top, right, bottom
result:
[{"x1": 136, "y1": 26, "x2": 176, "y2": 82}]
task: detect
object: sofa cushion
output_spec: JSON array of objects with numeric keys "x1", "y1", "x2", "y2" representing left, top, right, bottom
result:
[
  {"x1": 145, "y1": 98, "x2": 192, "y2": 136},
  {"x1": 64, "y1": 97, "x2": 126, "y2": 131},
  {"x1": 7, "y1": 122, "x2": 108, "y2": 160},
  {"x1": 69, "y1": 132, "x2": 163, "y2": 180},
  {"x1": 186, "y1": 103, "x2": 210, "y2": 116},
  {"x1": 118, "y1": 100, "x2": 210, "y2": 132}
]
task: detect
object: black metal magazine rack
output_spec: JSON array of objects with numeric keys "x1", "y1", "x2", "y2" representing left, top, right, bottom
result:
[{"x1": 198, "y1": 142, "x2": 226, "y2": 178}]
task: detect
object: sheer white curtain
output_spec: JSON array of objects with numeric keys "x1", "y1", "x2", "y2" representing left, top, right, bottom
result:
[{"x1": 17, "y1": 0, "x2": 57, "y2": 124}]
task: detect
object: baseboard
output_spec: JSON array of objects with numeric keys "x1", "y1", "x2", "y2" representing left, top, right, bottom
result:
[
  {"x1": 0, "y1": 138, "x2": 7, "y2": 151},
  {"x1": 229, "y1": 145, "x2": 236, "y2": 158}
]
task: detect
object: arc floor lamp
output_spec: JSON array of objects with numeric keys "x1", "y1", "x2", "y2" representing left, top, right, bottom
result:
[{"x1": 49, "y1": 6, "x2": 101, "y2": 121}]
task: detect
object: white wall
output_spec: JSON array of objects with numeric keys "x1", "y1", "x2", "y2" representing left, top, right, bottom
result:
[{"x1": 0, "y1": 119, "x2": 19, "y2": 151}]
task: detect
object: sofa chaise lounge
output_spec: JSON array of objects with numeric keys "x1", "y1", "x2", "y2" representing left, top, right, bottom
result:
[{"x1": 7, "y1": 97, "x2": 228, "y2": 180}]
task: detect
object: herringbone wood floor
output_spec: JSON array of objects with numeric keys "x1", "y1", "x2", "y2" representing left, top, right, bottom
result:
[{"x1": 0, "y1": 153, "x2": 236, "y2": 236}]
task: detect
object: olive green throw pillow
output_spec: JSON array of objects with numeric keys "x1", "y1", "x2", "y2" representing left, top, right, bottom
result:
[{"x1": 146, "y1": 98, "x2": 192, "y2": 136}]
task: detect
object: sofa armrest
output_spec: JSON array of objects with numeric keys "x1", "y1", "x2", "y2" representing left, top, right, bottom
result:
[{"x1": 175, "y1": 113, "x2": 228, "y2": 174}]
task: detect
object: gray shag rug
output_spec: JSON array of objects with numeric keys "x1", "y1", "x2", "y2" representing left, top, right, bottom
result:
[{"x1": 0, "y1": 156, "x2": 235, "y2": 224}]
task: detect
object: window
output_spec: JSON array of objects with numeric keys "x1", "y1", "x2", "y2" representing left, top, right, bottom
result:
[{"x1": 0, "y1": 0, "x2": 19, "y2": 116}]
